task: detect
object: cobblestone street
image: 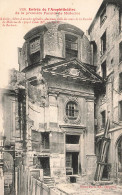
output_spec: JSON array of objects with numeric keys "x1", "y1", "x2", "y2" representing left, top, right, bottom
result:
[{"x1": 56, "y1": 183, "x2": 122, "y2": 195}]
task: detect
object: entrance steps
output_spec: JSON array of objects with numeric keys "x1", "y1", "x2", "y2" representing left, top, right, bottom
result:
[{"x1": 43, "y1": 176, "x2": 55, "y2": 187}]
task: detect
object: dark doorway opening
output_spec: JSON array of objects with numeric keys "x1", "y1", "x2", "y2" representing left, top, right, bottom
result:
[
  {"x1": 39, "y1": 157, "x2": 50, "y2": 176},
  {"x1": 66, "y1": 152, "x2": 79, "y2": 175},
  {"x1": 72, "y1": 153, "x2": 78, "y2": 174}
]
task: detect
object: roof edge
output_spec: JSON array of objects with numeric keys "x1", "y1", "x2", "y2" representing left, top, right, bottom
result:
[{"x1": 88, "y1": 0, "x2": 122, "y2": 34}]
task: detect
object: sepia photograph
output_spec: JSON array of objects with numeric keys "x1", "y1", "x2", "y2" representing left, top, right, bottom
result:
[{"x1": 0, "y1": 0, "x2": 122, "y2": 194}]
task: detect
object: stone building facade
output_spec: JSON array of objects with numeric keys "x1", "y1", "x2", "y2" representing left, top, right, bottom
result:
[
  {"x1": 0, "y1": 21, "x2": 103, "y2": 194},
  {"x1": 17, "y1": 21, "x2": 102, "y2": 183},
  {"x1": 88, "y1": 0, "x2": 122, "y2": 183},
  {"x1": 1, "y1": 1, "x2": 122, "y2": 194}
]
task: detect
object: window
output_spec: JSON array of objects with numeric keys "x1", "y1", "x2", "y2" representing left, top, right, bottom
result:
[
  {"x1": 119, "y1": 101, "x2": 122, "y2": 121},
  {"x1": 119, "y1": 73, "x2": 122, "y2": 91},
  {"x1": 93, "y1": 43, "x2": 97, "y2": 66},
  {"x1": 30, "y1": 37, "x2": 40, "y2": 54},
  {"x1": 91, "y1": 41, "x2": 97, "y2": 66},
  {"x1": 101, "y1": 32, "x2": 106, "y2": 55},
  {"x1": 119, "y1": 9, "x2": 122, "y2": 32},
  {"x1": 29, "y1": 36, "x2": 42, "y2": 65},
  {"x1": 41, "y1": 132, "x2": 49, "y2": 149},
  {"x1": 66, "y1": 135, "x2": 80, "y2": 144},
  {"x1": 66, "y1": 101, "x2": 78, "y2": 119},
  {"x1": 101, "y1": 61, "x2": 106, "y2": 79},
  {"x1": 101, "y1": 110, "x2": 106, "y2": 128},
  {"x1": 119, "y1": 42, "x2": 122, "y2": 63},
  {"x1": 100, "y1": 8, "x2": 107, "y2": 26},
  {"x1": 65, "y1": 34, "x2": 78, "y2": 59}
]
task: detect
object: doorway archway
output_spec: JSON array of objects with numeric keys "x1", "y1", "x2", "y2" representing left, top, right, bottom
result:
[{"x1": 116, "y1": 135, "x2": 122, "y2": 183}]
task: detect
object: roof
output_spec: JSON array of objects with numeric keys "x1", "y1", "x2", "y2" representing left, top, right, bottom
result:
[
  {"x1": 24, "y1": 21, "x2": 85, "y2": 40},
  {"x1": 24, "y1": 25, "x2": 48, "y2": 40}
]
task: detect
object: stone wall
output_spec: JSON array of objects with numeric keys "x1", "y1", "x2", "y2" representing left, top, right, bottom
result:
[
  {"x1": 18, "y1": 21, "x2": 92, "y2": 72},
  {"x1": 89, "y1": 1, "x2": 122, "y2": 181}
]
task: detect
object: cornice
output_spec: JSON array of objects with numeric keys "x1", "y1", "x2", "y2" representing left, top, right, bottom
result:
[{"x1": 48, "y1": 87, "x2": 95, "y2": 99}]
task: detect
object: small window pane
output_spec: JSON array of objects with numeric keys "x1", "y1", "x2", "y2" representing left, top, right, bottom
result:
[{"x1": 66, "y1": 101, "x2": 78, "y2": 119}]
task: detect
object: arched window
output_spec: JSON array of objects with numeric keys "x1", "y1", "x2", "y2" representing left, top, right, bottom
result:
[{"x1": 66, "y1": 101, "x2": 78, "y2": 119}]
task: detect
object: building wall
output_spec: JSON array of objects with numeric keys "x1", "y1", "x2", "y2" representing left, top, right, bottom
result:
[
  {"x1": 1, "y1": 20, "x2": 103, "y2": 189},
  {"x1": 16, "y1": 21, "x2": 100, "y2": 182},
  {"x1": 89, "y1": 1, "x2": 122, "y2": 182},
  {"x1": 1, "y1": 92, "x2": 16, "y2": 144},
  {"x1": 26, "y1": 68, "x2": 96, "y2": 181},
  {"x1": 18, "y1": 21, "x2": 92, "y2": 72}
]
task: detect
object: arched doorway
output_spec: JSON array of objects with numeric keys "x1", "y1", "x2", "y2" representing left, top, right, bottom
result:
[{"x1": 117, "y1": 135, "x2": 122, "y2": 184}]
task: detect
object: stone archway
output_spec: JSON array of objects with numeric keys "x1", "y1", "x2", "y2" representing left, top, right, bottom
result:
[{"x1": 116, "y1": 135, "x2": 122, "y2": 184}]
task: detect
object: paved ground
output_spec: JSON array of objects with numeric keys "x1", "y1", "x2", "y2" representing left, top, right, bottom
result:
[{"x1": 56, "y1": 183, "x2": 122, "y2": 195}]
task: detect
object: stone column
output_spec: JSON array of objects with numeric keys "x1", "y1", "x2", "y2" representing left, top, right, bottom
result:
[
  {"x1": 79, "y1": 131, "x2": 86, "y2": 175},
  {"x1": 48, "y1": 93, "x2": 58, "y2": 129},
  {"x1": 86, "y1": 99, "x2": 97, "y2": 181}
]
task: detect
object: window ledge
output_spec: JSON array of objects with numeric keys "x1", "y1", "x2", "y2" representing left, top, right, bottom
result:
[{"x1": 67, "y1": 116, "x2": 78, "y2": 120}]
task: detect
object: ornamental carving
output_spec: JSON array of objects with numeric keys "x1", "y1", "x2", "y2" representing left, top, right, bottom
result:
[{"x1": 63, "y1": 98, "x2": 81, "y2": 125}]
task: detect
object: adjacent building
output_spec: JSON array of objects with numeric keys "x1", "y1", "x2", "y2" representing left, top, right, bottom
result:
[{"x1": 88, "y1": 0, "x2": 122, "y2": 183}]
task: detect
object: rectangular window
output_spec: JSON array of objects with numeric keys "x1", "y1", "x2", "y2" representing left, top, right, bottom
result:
[
  {"x1": 41, "y1": 132, "x2": 49, "y2": 149},
  {"x1": 65, "y1": 34, "x2": 78, "y2": 59},
  {"x1": 30, "y1": 37, "x2": 40, "y2": 54},
  {"x1": 101, "y1": 61, "x2": 106, "y2": 79},
  {"x1": 101, "y1": 32, "x2": 106, "y2": 55},
  {"x1": 119, "y1": 9, "x2": 122, "y2": 32},
  {"x1": 66, "y1": 135, "x2": 80, "y2": 144},
  {"x1": 29, "y1": 36, "x2": 42, "y2": 65},
  {"x1": 100, "y1": 8, "x2": 107, "y2": 26},
  {"x1": 101, "y1": 110, "x2": 106, "y2": 128},
  {"x1": 119, "y1": 101, "x2": 122, "y2": 121},
  {"x1": 119, "y1": 42, "x2": 122, "y2": 63},
  {"x1": 119, "y1": 73, "x2": 122, "y2": 91}
]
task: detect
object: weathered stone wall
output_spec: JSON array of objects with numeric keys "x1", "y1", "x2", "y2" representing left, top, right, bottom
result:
[
  {"x1": 89, "y1": 3, "x2": 122, "y2": 131},
  {"x1": 2, "y1": 93, "x2": 16, "y2": 144},
  {"x1": 89, "y1": 1, "x2": 122, "y2": 181},
  {"x1": 18, "y1": 21, "x2": 92, "y2": 72}
]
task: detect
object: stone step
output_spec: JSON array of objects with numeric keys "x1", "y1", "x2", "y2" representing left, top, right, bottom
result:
[
  {"x1": 44, "y1": 181, "x2": 54, "y2": 184},
  {"x1": 44, "y1": 180, "x2": 54, "y2": 183},
  {"x1": 43, "y1": 177, "x2": 55, "y2": 187}
]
